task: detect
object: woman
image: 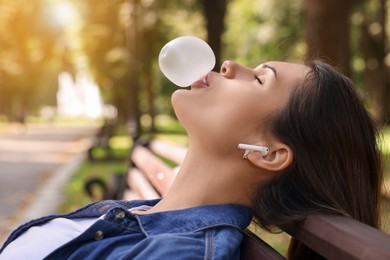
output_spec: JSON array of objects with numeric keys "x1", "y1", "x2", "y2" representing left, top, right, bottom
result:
[{"x1": 0, "y1": 60, "x2": 382, "y2": 259}]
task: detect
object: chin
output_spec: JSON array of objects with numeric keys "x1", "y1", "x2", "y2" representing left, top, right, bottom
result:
[
  {"x1": 171, "y1": 89, "x2": 190, "y2": 108},
  {"x1": 171, "y1": 94, "x2": 190, "y2": 128},
  {"x1": 171, "y1": 90, "x2": 215, "y2": 136}
]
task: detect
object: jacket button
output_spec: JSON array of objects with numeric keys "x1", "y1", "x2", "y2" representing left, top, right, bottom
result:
[
  {"x1": 94, "y1": 230, "x2": 104, "y2": 240},
  {"x1": 115, "y1": 209, "x2": 125, "y2": 219}
]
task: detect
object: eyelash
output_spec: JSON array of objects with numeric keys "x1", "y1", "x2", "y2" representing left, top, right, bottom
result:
[{"x1": 254, "y1": 75, "x2": 263, "y2": 84}]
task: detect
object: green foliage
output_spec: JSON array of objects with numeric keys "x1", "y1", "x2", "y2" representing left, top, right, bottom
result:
[
  {"x1": 0, "y1": 0, "x2": 66, "y2": 117},
  {"x1": 379, "y1": 128, "x2": 390, "y2": 156},
  {"x1": 223, "y1": 0, "x2": 305, "y2": 66},
  {"x1": 2, "y1": 0, "x2": 389, "y2": 124}
]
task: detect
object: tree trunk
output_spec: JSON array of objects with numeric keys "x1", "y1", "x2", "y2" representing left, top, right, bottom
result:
[
  {"x1": 201, "y1": 0, "x2": 228, "y2": 70},
  {"x1": 126, "y1": 0, "x2": 141, "y2": 138},
  {"x1": 305, "y1": 0, "x2": 353, "y2": 76},
  {"x1": 143, "y1": 29, "x2": 156, "y2": 133}
]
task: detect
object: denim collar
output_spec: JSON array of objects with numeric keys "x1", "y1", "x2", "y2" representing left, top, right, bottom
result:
[{"x1": 127, "y1": 199, "x2": 253, "y2": 236}]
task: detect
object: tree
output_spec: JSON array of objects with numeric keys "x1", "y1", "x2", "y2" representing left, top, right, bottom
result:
[
  {"x1": 200, "y1": 0, "x2": 228, "y2": 69},
  {"x1": 305, "y1": 0, "x2": 353, "y2": 76},
  {"x1": 0, "y1": 0, "x2": 64, "y2": 120},
  {"x1": 222, "y1": 1, "x2": 304, "y2": 66},
  {"x1": 78, "y1": 0, "x2": 172, "y2": 134},
  {"x1": 77, "y1": 0, "x2": 124, "y2": 120}
]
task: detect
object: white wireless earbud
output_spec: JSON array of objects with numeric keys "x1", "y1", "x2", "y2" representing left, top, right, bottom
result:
[{"x1": 238, "y1": 143, "x2": 269, "y2": 156}]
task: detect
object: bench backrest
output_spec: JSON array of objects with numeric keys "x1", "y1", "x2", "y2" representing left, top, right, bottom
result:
[
  {"x1": 284, "y1": 214, "x2": 390, "y2": 259},
  {"x1": 124, "y1": 139, "x2": 390, "y2": 259}
]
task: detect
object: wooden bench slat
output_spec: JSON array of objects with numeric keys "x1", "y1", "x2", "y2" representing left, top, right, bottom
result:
[
  {"x1": 149, "y1": 139, "x2": 187, "y2": 165},
  {"x1": 127, "y1": 168, "x2": 160, "y2": 200},
  {"x1": 283, "y1": 214, "x2": 390, "y2": 259},
  {"x1": 131, "y1": 145, "x2": 176, "y2": 196},
  {"x1": 123, "y1": 189, "x2": 142, "y2": 201}
]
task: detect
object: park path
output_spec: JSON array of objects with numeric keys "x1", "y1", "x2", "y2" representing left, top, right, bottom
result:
[{"x1": 0, "y1": 123, "x2": 99, "y2": 244}]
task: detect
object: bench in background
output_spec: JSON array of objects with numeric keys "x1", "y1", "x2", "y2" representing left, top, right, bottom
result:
[
  {"x1": 87, "y1": 120, "x2": 117, "y2": 162},
  {"x1": 123, "y1": 138, "x2": 390, "y2": 259}
]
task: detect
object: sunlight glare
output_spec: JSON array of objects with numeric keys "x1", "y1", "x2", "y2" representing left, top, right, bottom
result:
[{"x1": 51, "y1": 1, "x2": 79, "y2": 27}]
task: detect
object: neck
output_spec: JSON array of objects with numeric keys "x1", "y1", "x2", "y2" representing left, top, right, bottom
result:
[{"x1": 146, "y1": 139, "x2": 265, "y2": 213}]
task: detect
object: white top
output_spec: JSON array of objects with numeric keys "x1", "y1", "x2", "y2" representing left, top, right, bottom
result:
[{"x1": 0, "y1": 205, "x2": 151, "y2": 260}]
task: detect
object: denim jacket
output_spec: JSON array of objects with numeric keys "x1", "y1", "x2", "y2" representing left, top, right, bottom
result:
[{"x1": 0, "y1": 199, "x2": 253, "y2": 259}]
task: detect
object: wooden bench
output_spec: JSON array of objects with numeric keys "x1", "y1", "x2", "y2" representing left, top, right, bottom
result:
[
  {"x1": 87, "y1": 120, "x2": 117, "y2": 162},
  {"x1": 123, "y1": 138, "x2": 390, "y2": 259}
]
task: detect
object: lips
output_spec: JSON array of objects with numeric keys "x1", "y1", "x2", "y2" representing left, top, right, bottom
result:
[
  {"x1": 191, "y1": 74, "x2": 209, "y2": 89},
  {"x1": 201, "y1": 75, "x2": 208, "y2": 85}
]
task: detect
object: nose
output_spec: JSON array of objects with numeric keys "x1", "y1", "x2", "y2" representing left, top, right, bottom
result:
[
  {"x1": 220, "y1": 60, "x2": 239, "y2": 79},
  {"x1": 220, "y1": 60, "x2": 251, "y2": 79}
]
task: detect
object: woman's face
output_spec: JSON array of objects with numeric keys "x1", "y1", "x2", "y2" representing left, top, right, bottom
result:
[{"x1": 172, "y1": 61, "x2": 309, "y2": 149}]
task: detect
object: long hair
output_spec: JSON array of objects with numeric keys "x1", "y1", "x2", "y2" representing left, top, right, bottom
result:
[{"x1": 252, "y1": 60, "x2": 383, "y2": 259}]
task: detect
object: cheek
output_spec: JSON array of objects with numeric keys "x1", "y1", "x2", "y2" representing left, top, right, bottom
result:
[
  {"x1": 197, "y1": 98, "x2": 263, "y2": 137},
  {"x1": 171, "y1": 89, "x2": 273, "y2": 139}
]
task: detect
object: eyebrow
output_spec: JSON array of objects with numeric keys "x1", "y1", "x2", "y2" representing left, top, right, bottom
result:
[{"x1": 263, "y1": 64, "x2": 277, "y2": 78}]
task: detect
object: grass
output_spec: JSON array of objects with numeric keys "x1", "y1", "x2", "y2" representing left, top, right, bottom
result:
[
  {"x1": 59, "y1": 136, "x2": 132, "y2": 213},
  {"x1": 59, "y1": 120, "x2": 390, "y2": 256},
  {"x1": 26, "y1": 115, "x2": 103, "y2": 126},
  {"x1": 59, "y1": 159, "x2": 129, "y2": 212},
  {"x1": 59, "y1": 114, "x2": 188, "y2": 213}
]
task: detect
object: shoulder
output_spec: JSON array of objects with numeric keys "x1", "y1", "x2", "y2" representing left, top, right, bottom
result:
[
  {"x1": 211, "y1": 226, "x2": 244, "y2": 259},
  {"x1": 120, "y1": 227, "x2": 243, "y2": 260}
]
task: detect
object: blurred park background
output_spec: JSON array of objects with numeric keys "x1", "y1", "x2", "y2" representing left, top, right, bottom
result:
[
  {"x1": 0, "y1": 0, "x2": 390, "y2": 255},
  {"x1": 1, "y1": 0, "x2": 390, "y2": 128}
]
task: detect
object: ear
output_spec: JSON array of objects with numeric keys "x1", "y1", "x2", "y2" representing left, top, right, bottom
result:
[{"x1": 247, "y1": 143, "x2": 293, "y2": 172}]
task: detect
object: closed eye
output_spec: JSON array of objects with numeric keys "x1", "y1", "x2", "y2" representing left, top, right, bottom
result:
[{"x1": 254, "y1": 75, "x2": 263, "y2": 84}]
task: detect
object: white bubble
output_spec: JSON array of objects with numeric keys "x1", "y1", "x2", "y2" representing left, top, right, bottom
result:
[{"x1": 158, "y1": 36, "x2": 216, "y2": 87}]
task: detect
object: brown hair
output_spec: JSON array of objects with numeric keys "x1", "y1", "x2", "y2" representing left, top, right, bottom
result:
[{"x1": 252, "y1": 60, "x2": 383, "y2": 259}]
